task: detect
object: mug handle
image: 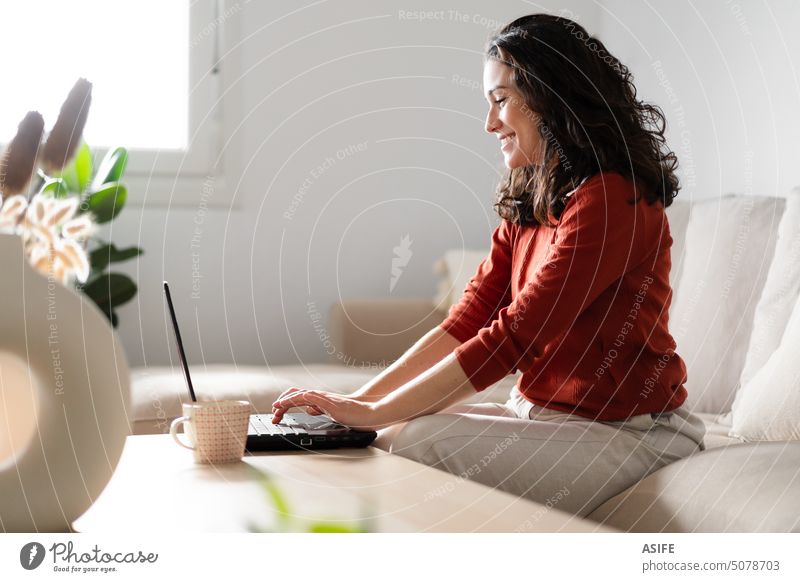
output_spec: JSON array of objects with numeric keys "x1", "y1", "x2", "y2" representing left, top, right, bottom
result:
[{"x1": 169, "y1": 416, "x2": 195, "y2": 450}]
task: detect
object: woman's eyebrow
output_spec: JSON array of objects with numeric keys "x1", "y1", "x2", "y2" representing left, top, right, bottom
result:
[{"x1": 486, "y1": 85, "x2": 508, "y2": 97}]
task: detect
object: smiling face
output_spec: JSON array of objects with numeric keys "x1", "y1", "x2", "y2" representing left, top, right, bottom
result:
[{"x1": 483, "y1": 58, "x2": 544, "y2": 169}]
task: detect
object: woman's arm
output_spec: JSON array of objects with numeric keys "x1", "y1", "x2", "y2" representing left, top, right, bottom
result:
[
  {"x1": 350, "y1": 325, "x2": 462, "y2": 402},
  {"x1": 370, "y1": 351, "x2": 474, "y2": 426},
  {"x1": 272, "y1": 325, "x2": 462, "y2": 416},
  {"x1": 270, "y1": 351, "x2": 475, "y2": 430},
  {"x1": 272, "y1": 220, "x2": 513, "y2": 422}
]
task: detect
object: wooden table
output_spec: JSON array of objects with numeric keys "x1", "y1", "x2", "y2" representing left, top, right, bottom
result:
[{"x1": 73, "y1": 435, "x2": 612, "y2": 533}]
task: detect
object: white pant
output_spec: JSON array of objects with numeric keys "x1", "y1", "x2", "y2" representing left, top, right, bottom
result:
[{"x1": 374, "y1": 387, "x2": 707, "y2": 519}]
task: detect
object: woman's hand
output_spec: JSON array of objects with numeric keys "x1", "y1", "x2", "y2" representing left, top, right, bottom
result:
[
  {"x1": 271, "y1": 353, "x2": 473, "y2": 431},
  {"x1": 273, "y1": 386, "x2": 370, "y2": 416},
  {"x1": 271, "y1": 389, "x2": 382, "y2": 431},
  {"x1": 273, "y1": 387, "x2": 325, "y2": 416}
]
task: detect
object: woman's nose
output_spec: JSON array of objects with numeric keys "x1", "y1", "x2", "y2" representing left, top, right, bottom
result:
[{"x1": 485, "y1": 109, "x2": 500, "y2": 134}]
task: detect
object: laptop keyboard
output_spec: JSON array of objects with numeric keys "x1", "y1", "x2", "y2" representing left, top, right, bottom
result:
[
  {"x1": 248, "y1": 413, "x2": 346, "y2": 437},
  {"x1": 249, "y1": 414, "x2": 304, "y2": 436}
]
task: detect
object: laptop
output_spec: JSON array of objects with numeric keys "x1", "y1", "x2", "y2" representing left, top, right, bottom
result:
[{"x1": 163, "y1": 281, "x2": 377, "y2": 451}]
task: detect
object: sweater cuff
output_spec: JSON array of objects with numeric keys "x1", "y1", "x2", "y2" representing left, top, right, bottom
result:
[
  {"x1": 439, "y1": 320, "x2": 475, "y2": 344},
  {"x1": 452, "y1": 332, "x2": 513, "y2": 392}
]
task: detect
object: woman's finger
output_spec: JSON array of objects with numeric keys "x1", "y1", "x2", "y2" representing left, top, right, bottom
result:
[
  {"x1": 272, "y1": 387, "x2": 310, "y2": 413},
  {"x1": 273, "y1": 391, "x2": 331, "y2": 416},
  {"x1": 272, "y1": 388, "x2": 305, "y2": 423},
  {"x1": 274, "y1": 390, "x2": 316, "y2": 410},
  {"x1": 275, "y1": 386, "x2": 303, "y2": 403},
  {"x1": 272, "y1": 392, "x2": 309, "y2": 421}
]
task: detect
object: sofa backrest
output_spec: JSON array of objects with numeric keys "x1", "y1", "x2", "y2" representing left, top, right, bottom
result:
[{"x1": 667, "y1": 194, "x2": 785, "y2": 414}]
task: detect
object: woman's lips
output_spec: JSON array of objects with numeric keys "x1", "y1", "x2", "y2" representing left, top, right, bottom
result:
[{"x1": 500, "y1": 134, "x2": 515, "y2": 151}]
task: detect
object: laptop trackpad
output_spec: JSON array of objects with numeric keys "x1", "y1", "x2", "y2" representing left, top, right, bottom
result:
[{"x1": 283, "y1": 412, "x2": 346, "y2": 430}]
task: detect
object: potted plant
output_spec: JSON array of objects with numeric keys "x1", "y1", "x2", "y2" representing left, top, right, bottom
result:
[{"x1": 0, "y1": 78, "x2": 142, "y2": 327}]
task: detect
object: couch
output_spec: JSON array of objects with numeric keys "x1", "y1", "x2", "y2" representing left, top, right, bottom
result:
[{"x1": 130, "y1": 190, "x2": 800, "y2": 532}]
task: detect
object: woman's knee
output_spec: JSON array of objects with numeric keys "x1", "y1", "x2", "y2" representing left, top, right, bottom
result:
[{"x1": 377, "y1": 413, "x2": 464, "y2": 461}]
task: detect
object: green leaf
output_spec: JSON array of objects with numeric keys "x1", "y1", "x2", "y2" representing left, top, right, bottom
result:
[
  {"x1": 40, "y1": 178, "x2": 70, "y2": 198},
  {"x1": 90, "y1": 243, "x2": 143, "y2": 271},
  {"x1": 307, "y1": 522, "x2": 366, "y2": 533},
  {"x1": 83, "y1": 182, "x2": 127, "y2": 223},
  {"x1": 260, "y1": 477, "x2": 292, "y2": 529},
  {"x1": 249, "y1": 467, "x2": 292, "y2": 530},
  {"x1": 82, "y1": 272, "x2": 137, "y2": 311},
  {"x1": 58, "y1": 142, "x2": 93, "y2": 193},
  {"x1": 91, "y1": 147, "x2": 128, "y2": 190}
]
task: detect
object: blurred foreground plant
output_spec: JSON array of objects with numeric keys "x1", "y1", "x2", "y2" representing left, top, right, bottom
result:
[{"x1": 247, "y1": 466, "x2": 373, "y2": 533}]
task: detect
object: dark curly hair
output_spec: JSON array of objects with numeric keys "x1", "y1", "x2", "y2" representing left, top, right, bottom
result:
[{"x1": 486, "y1": 14, "x2": 680, "y2": 226}]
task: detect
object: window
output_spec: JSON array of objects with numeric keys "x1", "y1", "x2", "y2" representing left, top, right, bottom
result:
[{"x1": 0, "y1": 0, "x2": 226, "y2": 204}]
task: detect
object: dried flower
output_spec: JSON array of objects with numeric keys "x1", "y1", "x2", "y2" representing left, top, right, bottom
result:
[
  {"x1": 40, "y1": 78, "x2": 93, "y2": 174},
  {"x1": 0, "y1": 111, "x2": 45, "y2": 196},
  {"x1": 0, "y1": 194, "x2": 29, "y2": 233},
  {"x1": 1, "y1": 192, "x2": 94, "y2": 284}
]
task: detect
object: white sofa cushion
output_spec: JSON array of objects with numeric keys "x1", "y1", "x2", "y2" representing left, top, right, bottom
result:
[
  {"x1": 588, "y1": 441, "x2": 800, "y2": 532},
  {"x1": 665, "y1": 198, "x2": 692, "y2": 292},
  {"x1": 730, "y1": 290, "x2": 800, "y2": 441},
  {"x1": 669, "y1": 194, "x2": 784, "y2": 414},
  {"x1": 694, "y1": 412, "x2": 744, "y2": 449},
  {"x1": 736, "y1": 188, "x2": 800, "y2": 394}
]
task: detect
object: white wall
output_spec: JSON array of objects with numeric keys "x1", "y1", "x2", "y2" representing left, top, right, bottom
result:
[
  {"x1": 599, "y1": 0, "x2": 800, "y2": 201},
  {"x1": 112, "y1": 0, "x2": 600, "y2": 367}
]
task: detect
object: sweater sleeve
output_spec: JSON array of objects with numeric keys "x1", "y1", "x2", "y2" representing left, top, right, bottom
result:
[
  {"x1": 454, "y1": 175, "x2": 648, "y2": 391},
  {"x1": 439, "y1": 220, "x2": 514, "y2": 344}
]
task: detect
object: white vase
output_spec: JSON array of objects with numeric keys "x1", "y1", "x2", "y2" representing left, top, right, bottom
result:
[{"x1": 0, "y1": 233, "x2": 130, "y2": 532}]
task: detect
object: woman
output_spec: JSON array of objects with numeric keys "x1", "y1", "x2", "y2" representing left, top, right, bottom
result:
[{"x1": 272, "y1": 14, "x2": 706, "y2": 517}]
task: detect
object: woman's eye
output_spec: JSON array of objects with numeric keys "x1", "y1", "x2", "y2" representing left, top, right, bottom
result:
[{"x1": 494, "y1": 98, "x2": 507, "y2": 107}]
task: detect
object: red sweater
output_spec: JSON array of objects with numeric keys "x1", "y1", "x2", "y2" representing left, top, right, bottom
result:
[{"x1": 440, "y1": 172, "x2": 688, "y2": 421}]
